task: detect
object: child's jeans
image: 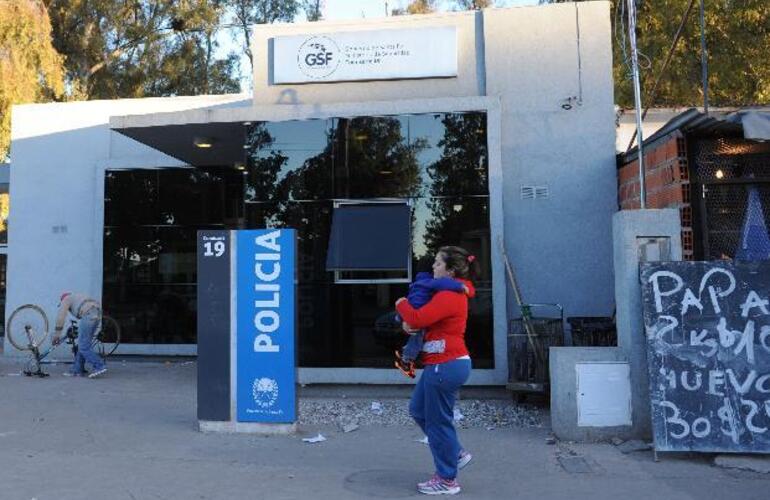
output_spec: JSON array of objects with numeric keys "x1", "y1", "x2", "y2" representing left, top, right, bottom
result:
[
  {"x1": 402, "y1": 330, "x2": 424, "y2": 362},
  {"x1": 393, "y1": 312, "x2": 424, "y2": 362}
]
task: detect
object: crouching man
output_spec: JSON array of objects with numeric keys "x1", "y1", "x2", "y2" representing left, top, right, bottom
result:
[{"x1": 52, "y1": 292, "x2": 107, "y2": 379}]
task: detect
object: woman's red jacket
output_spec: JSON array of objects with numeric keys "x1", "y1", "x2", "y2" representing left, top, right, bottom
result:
[{"x1": 395, "y1": 279, "x2": 475, "y2": 365}]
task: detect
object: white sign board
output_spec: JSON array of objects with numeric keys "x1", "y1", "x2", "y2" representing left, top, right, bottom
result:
[{"x1": 271, "y1": 27, "x2": 458, "y2": 84}]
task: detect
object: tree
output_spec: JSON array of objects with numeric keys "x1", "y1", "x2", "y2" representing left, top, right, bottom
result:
[
  {"x1": 546, "y1": 0, "x2": 770, "y2": 108},
  {"x1": 228, "y1": 0, "x2": 300, "y2": 71},
  {"x1": 452, "y1": 0, "x2": 493, "y2": 9},
  {"x1": 423, "y1": 113, "x2": 488, "y2": 254},
  {"x1": 0, "y1": 0, "x2": 65, "y2": 160},
  {"x1": 45, "y1": 0, "x2": 240, "y2": 99},
  {"x1": 301, "y1": 0, "x2": 324, "y2": 21},
  {"x1": 392, "y1": 0, "x2": 437, "y2": 15}
]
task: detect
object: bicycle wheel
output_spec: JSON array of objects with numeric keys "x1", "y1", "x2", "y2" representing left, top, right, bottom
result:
[
  {"x1": 6, "y1": 304, "x2": 49, "y2": 352},
  {"x1": 94, "y1": 314, "x2": 121, "y2": 358}
]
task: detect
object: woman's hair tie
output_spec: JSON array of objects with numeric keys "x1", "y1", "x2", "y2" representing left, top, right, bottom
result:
[{"x1": 467, "y1": 255, "x2": 476, "y2": 263}]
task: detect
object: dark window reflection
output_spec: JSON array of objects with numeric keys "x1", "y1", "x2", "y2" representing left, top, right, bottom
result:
[
  {"x1": 103, "y1": 167, "x2": 242, "y2": 344},
  {"x1": 104, "y1": 112, "x2": 493, "y2": 366},
  {"x1": 0, "y1": 254, "x2": 6, "y2": 336},
  {"x1": 0, "y1": 183, "x2": 8, "y2": 245},
  {"x1": 158, "y1": 170, "x2": 226, "y2": 226},
  {"x1": 244, "y1": 121, "x2": 332, "y2": 202},
  {"x1": 102, "y1": 284, "x2": 196, "y2": 344},
  {"x1": 105, "y1": 170, "x2": 159, "y2": 226}
]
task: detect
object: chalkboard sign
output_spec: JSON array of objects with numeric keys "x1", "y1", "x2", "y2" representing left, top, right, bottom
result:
[{"x1": 641, "y1": 261, "x2": 770, "y2": 453}]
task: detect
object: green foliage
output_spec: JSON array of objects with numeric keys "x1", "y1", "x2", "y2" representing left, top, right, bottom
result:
[
  {"x1": 46, "y1": 0, "x2": 240, "y2": 99},
  {"x1": 301, "y1": 0, "x2": 323, "y2": 21},
  {"x1": 0, "y1": 0, "x2": 65, "y2": 160},
  {"x1": 228, "y1": 0, "x2": 300, "y2": 69},
  {"x1": 452, "y1": 0, "x2": 494, "y2": 9},
  {"x1": 392, "y1": 0, "x2": 437, "y2": 15},
  {"x1": 424, "y1": 113, "x2": 488, "y2": 254},
  {"x1": 549, "y1": 0, "x2": 770, "y2": 107}
]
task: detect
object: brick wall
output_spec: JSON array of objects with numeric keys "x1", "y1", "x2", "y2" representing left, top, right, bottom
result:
[{"x1": 618, "y1": 131, "x2": 694, "y2": 260}]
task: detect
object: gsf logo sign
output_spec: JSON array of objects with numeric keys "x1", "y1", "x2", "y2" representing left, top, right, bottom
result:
[{"x1": 297, "y1": 36, "x2": 341, "y2": 79}]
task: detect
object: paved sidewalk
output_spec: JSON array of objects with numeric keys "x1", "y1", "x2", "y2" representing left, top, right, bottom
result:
[{"x1": 0, "y1": 357, "x2": 767, "y2": 500}]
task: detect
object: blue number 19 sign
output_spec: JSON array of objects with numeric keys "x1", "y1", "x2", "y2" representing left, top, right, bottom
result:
[{"x1": 236, "y1": 229, "x2": 296, "y2": 423}]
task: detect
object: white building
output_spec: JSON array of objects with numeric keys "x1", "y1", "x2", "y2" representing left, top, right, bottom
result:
[{"x1": 7, "y1": 2, "x2": 617, "y2": 385}]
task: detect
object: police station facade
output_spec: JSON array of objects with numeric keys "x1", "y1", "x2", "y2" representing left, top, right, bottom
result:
[{"x1": 7, "y1": 2, "x2": 617, "y2": 385}]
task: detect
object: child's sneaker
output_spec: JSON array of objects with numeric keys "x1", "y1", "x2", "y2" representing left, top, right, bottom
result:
[
  {"x1": 417, "y1": 475, "x2": 461, "y2": 495},
  {"x1": 458, "y1": 450, "x2": 472, "y2": 469},
  {"x1": 394, "y1": 350, "x2": 415, "y2": 378}
]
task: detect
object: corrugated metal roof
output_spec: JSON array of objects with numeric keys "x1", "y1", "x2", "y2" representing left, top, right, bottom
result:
[{"x1": 619, "y1": 107, "x2": 770, "y2": 164}]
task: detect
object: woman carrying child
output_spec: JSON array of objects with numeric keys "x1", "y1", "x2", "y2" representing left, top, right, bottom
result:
[{"x1": 395, "y1": 245, "x2": 478, "y2": 496}]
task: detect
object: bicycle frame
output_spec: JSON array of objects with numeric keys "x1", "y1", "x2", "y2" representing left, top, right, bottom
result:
[{"x1": 23, "y1": 321, "x2": 82, "y2": 377}]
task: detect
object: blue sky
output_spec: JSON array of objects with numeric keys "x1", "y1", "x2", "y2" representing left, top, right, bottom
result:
[{"x1": 325, "y1": 0, "x2": 538, "y2": 20}]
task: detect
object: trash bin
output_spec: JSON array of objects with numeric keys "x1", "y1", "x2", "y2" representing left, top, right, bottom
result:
[
  {"x1": 507, "y1": 304, "x2": 564, "y2": 397},
  {"x1": 567, "y1": 317, "x2": 616, "y2": 346}
]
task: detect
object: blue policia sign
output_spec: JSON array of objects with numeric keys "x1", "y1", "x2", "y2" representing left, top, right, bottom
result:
[{"x1": 236, "y1": 229, "x2": 296, "y2": 423}]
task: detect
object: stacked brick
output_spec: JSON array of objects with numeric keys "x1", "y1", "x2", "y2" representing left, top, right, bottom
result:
[{"x1": 618, "y1": 131, "x2": 694, "y2": 260}]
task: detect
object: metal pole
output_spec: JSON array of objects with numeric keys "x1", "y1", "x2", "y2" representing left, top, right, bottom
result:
[
  {"x1": 699, "y1": 0, "x2": 709, "y2": 114},
  {"x1": 627, "y1": 0, "x2": 646, "y2": 208}
]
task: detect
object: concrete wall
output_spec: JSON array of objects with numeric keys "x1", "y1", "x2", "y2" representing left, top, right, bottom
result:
[
  {"x1": 5, "y1": 95, "x2": 248, "y2": 355},
  {"x1": 550, "y1": 347, "x2": 632, "y2": 441},
  {"x1": 613, "y1": 209, "x2": 682, "y2": 438},
  {"x1": 484, "y1": 3, "x2": 617, "y2": 319}
]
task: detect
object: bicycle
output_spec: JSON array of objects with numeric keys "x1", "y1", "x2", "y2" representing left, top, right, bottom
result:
[{"x1": 6, "y1": 304, "x2": 122, "y2": 377}]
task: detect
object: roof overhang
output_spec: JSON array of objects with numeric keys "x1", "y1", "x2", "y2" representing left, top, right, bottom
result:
[
  {"x1": 109, "y1": 96, "x2": 501, "y2": 168},
  {"x1": 619, "y1": 107, "x2": 770, "y2": 164},
  {"x1": 115, "y1": 121, "x2": 248, "y2": 168}
]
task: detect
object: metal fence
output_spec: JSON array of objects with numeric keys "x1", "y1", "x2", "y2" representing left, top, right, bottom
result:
[{"x1": 694, "y1": 138, "x2": 770, "y2": 260}]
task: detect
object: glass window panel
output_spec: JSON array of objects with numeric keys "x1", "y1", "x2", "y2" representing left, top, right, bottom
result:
[
  {"x1": 0, "y1": 183, "x2": 8, "y2": 245},
  {"x1": 244, "y1": 120, "x2": 332, "y2": 202},
  {"x1": 157, "y1": 169, "x2": 227, "y2": 226},
  {"x1": 246, "y1": 201, "x2": 334, "y2": 284},
  {"x1": 157, "y1": 227, "x2": 200, "y2": 284},
  {"x1": 103, "y1": 284, "x2": 196, "y2": 344},
  {"x1": 103, "y1": 226, "x2": 161, "y2": 285},
  {"x1": 297, "y1": 282, "x2": 409, "y2": 367},
  {"x1": 411, "y1": 197, "x2": 491, "y2": 281},
  {"x1": 412, "y1": 196, "x2": 493, "y2": 367},
  {"x1": 0, "y1": 254, "x2": 6, "y2": 335},
  {"x1": 104, "y1": 170, "x2": 159, "y2": 226},
  {"x1": 411, "y1": 112, "x2": 488, "y2": 197},
  {"x1": 330, "y1": 116, "x2": 424, "y2": 199}
]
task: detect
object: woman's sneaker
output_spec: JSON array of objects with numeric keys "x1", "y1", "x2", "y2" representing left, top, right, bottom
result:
[
  {"x1": 458, "y1": 450, "x2": 473, "y2": 469},
  {"x1": 417, "y1": 475, "x2": 461, "y2": 495}
]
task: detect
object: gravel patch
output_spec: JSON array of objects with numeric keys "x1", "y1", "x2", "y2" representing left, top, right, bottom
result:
[{"x1": 299, "y1": 398, "x2": 543, "y2": 429}]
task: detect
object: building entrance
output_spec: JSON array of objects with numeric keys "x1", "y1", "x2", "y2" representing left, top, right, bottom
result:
[{"x1": 103, "y1": 112, "x2": 494, "y2": 368}]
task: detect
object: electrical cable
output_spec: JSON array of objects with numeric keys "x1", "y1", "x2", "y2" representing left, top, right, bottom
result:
[{"x1": 625, "y1": 0, "x2": 698, "y2": 153}]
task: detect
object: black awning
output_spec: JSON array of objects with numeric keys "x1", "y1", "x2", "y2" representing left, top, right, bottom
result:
[{"x1": 326, "y1": 203, "x2": 411, "y2": 270}]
